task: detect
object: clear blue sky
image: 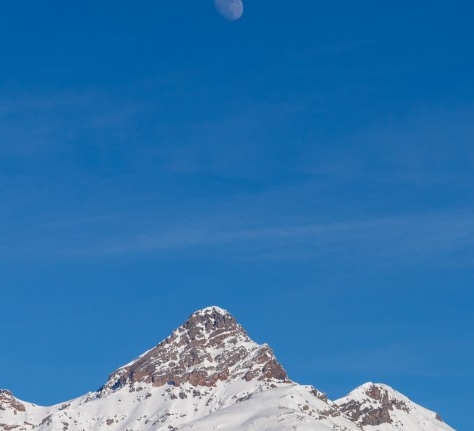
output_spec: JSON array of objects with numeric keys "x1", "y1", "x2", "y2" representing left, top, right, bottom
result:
[{"x1": 0, "y1": 1, "x2": 473, "y2": 429}]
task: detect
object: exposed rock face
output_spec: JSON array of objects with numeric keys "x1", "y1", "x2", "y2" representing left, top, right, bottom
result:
[
  {"x1": 336, "y1": 383, "x2": 411, "y2": 427},
  {"x1": 0, "y1": 390, "x2": 26, "y2": 413},
  {"x1": 100, "y1": 306, "x2": 289, "y2": 394},
  {"x1": 339, "y1": 399, "x2": 392, "y2": 426}
]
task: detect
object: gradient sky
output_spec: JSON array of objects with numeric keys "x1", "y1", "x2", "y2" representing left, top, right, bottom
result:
[{"x1": 0, "y1": 1, "x2": 473, "y2": 429}]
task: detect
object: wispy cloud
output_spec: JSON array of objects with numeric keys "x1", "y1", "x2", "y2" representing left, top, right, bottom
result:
[
  {"x1": 0, "y1": 90, "x2": 142, "y2": 156},
  {"x1": 25, "y1": 209, "x2": 471, "y2": 267},
  {"x1": 2, "y1": 91, "x2": 474, "y2": 269}
]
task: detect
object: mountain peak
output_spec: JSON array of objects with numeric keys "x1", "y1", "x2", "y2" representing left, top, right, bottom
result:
[
  {"x1": 334, "y1": 382, "x2": 411, "y2": 427},
  {"x1": 181, "y1": 305, "x2": 245, "y2": 341},
  {"x1": 334, "y1": 382, "x2": 450, "y2": 429},
  {"x1": 100, "y1": 306, "x2": 288, "y2": 395},
  {"x1": 192, "y1": 305, "x2": 229, "y2": 316}
]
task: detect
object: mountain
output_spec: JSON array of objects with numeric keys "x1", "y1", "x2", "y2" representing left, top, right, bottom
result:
[
  {"x1": 334, "y1": 383, "x2": 452, "y2": 431},
  {"x1": 0, "y1": 306, "x2": 456, "y2": 431}
]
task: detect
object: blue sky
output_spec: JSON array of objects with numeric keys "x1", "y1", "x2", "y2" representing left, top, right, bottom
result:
[{"x1": 0, "y1": 1, "x2": 473, "y2": 429}]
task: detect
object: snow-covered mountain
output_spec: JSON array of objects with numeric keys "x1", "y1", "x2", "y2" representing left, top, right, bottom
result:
[
  {"x1": 334, "y1": 382, "x2": 454, "y2": 431},
  {"x1": 0, "y1": 306, "x2": 456, "y2": 431}
]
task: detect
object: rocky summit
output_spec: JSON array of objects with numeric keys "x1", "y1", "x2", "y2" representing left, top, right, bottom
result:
[
  {"x1": 0, "y1": 306, "x2": 457, "y2": 431},
  {"x1": 99, "y1": 306, "x2": 288, "y2": 394}
]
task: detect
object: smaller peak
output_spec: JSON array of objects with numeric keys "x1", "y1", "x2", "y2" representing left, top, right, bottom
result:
[
  {"x1": 336, "y1": 383, "x2": 411, "y2": 428},
  {"x1": 335, "y1": 383, "x2": 455, "y2": 430}
]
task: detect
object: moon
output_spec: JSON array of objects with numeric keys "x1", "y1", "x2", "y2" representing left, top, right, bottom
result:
[{"x1": 214, "y1": 0, "x2": 244, "y2": 21}]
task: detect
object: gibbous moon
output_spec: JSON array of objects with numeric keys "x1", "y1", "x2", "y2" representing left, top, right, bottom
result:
[{"x1": 214, "y1": 0, "x2": 244, "y2": 21}]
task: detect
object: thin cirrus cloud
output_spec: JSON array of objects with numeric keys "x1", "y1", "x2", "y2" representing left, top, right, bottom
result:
[
  {"x1": 1, "y1": 91, "x2": 473, "y2": 267},
  {"x1": 0, "y1": 188, "x2": 473, "y2": 264},
  {"x1": 31, "y1": 209, "x2": 471, "y2": 266},
  {"x1": 2, "y1": 89, "x2": 473, "y2": 182},
  {"x1": 0, "y1": 92, "x2": 142, "y2": 156}
]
